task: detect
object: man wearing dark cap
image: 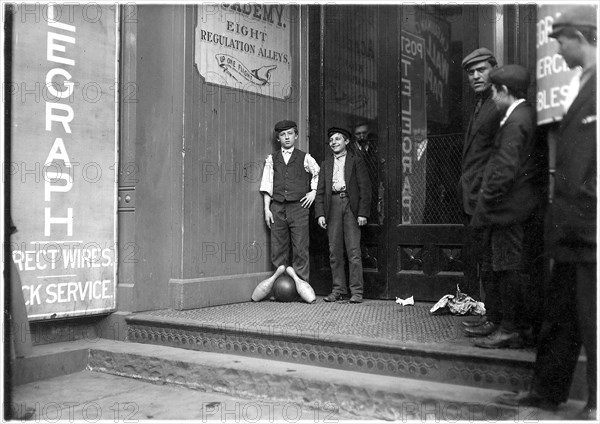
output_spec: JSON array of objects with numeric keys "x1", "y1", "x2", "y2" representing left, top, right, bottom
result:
[
  {"x1": 315, "y1": 127, "x2": 371, "y2": 303},
  {"x1": 467, "y1": 64, "x2": 542, "y2": 349},
  {"x1": 459, "y1": 47, "x2": 505, "y2": 337},
  {"x1": 497, "y1": 5, "x2": 597, "y2": 419},
  {"x1": 259, "y1": 120, "x2": 320, "y2": 295}
]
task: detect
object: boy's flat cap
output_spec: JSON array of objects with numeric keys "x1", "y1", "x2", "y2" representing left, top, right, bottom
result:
[
  {"x1": 274, "y1": 120, "x2": 297, "y2": 132},
  {"x1": 489, "y1": 64, "x2": 530, "y2": 94},
  {"x1": 549, "y1": 5, "x2": 597, "y2": 38},
  {"x1": 327, "y1": 127, "x2": 351, "y2": 139},
  {"x1": 462, "y1": 47, "x2": 496, "y2": 70}
]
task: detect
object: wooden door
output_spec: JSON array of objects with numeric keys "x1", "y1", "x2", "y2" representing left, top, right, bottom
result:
[{"x1": 310, "y1": 5, "x2": 467, "y2": 301}]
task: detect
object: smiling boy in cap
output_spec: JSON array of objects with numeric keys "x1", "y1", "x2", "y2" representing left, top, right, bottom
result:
[
  {"x1": 469, "y1": 64, "x2": 543, "y2": 350},
  {"x1": 257, "y1": 120, "x2": 320, "y2": 302},
  {"x1": 315, "y1": 127, "x2": 371, "y2": 303}
]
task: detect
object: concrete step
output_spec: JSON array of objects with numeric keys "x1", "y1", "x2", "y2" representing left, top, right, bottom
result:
[
  {"x1": 12, "y1": 339, "x2": 586, "y2": 421},
  {"x1": 125, "y1": 307, "x2": 588, "y2": 400}
]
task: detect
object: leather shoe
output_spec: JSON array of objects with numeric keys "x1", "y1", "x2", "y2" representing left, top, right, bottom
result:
[
  {"x1": 463, "y1": 321, "x2": 498, "y2": 337},
  {"x1": 495, "y1": 391, "x2": 558, "y2": 411},
  {"x1": 574, "y1": 405, "x2": 597, "y2": 420},
  {"x1": 474, "y1": 328, "x2": 524, "y2": 349},
  {"x1": 323, "y1": 292, "x2": 344, "y2": 302},
  {"x1": 462, "y1": 315, "x2": 487, "y2": 328},
  {"x1": 349, "y1": 294, "x2": 363, "y2": 303}
]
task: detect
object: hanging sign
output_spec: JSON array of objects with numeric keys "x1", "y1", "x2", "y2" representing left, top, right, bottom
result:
[
  {"x1": 536, "y1": 4, "x2": 580, "y2": 125},
  {"x1": 9, "y1": 4, "x2": 118, "y2": 320},
  {"x1": 195, "y1": 4, "x2": 294, "y2": 99}
]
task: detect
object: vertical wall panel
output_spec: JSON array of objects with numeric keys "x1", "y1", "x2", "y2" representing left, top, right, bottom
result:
[{"x1": 182, "y1": 6, "x2": 303, "y2": 280}]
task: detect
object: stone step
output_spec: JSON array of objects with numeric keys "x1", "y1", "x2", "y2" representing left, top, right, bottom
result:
[
  {"x1": 86, "y1": 339, "x2": 584, "y2": 421},
  {"x1": 125, "y1": 305, "x2": 588, "y2": 400}
]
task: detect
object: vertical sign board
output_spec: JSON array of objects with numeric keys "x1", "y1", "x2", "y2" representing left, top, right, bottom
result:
[
  {"x1": 195, "y1": 4, "x2": 293, "y2": 99},
  {"x1": 323, "y1": 7, "x2": 378, "y2": 120},
  {"x1": 415, "y1": 12, "x2": 451, "y2": 125},
  {"x1": 536, "y1": 4, "x2": 580, "y2": 125},
  {"x1": 400, "y1": 31, "x2": 427, "y2": 224},
  {"x1": 10, "y1": 4, "x2": 118, "y2": 320}
]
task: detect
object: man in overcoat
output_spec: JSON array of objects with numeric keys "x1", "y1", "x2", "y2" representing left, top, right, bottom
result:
[{"x1": 459, "y1": 48, "x2": 505, "y2": 335}]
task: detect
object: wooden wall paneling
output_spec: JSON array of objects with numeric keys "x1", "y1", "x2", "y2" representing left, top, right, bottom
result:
[
  {"x1": 132, "y1": 5, "x2": 185, "y2": 311},
  {"x1": 184, "y1": 6, "x2": 302, "y2": 283}
]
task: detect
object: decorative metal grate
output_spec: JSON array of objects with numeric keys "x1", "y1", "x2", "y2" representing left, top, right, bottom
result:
[{"x1": 420, "y1": 133, "x2": 464, "y2": 224}]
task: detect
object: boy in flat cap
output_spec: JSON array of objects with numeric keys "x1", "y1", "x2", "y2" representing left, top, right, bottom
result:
[
  {"x1": 468, "y1": 64, "x2": 543, "y2": 350},
  {"x1": 497, "y1": 5, "x2": 597, "y2": 419},
  {"x1": 459, "y1": 47, "x2": 505, "y2": 336},
  {"x1": 315, "y1": 127, "x2": 371, "y2": 303},
  {"x1": 257, "y1": 120, "x2": 320, "y2": 302}
]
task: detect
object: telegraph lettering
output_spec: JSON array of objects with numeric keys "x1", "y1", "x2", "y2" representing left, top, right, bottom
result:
[{"x1": 44, "y1": 4, "x2": 76, "y2": 237}]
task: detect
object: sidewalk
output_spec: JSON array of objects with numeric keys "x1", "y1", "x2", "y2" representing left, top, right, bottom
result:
[{"x1": 9, "y1": 370, "x2": 353, "y2": 422}]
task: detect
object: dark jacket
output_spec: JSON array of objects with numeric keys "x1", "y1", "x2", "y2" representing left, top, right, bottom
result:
[
  {"x1": 460, "y1": 90, "x2": 504, "y2": 216},
  {"x1": 549, "y1": 68, "x2": 597, "y2": 263},
  {"x1": 471, "y1": 102, "x2": 542, "y2": 227},
  {"x1": 315, "y1": 151, "x2": 371, "y2": 220}
]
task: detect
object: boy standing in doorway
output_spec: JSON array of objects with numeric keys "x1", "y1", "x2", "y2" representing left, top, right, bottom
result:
[{"x1": 315, "y1": 127, "x2": 371, "y2": 303}]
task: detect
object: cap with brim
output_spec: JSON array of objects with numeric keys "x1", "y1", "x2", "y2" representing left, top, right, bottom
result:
[
  {"x1": 327, "y1": 127, "x2": 351, "y2": 140},
  {"x1": 274, "y1": 120, "x2": 297, "y2": 133},
  {"x1": 489, "y1": 64, "x2": 530, "y2": 94},
  {"x1": 549, "y1": 5, "x2": 598, "y2": 38},
  {"x1": 462, "y1": 47, "x2": 496, "y2": 70}
]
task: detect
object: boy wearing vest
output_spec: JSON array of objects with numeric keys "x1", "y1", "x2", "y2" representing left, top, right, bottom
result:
[
  {"x1": 315, "y1": 127, "x2": 372, "y2": 303},
  {"x1": 259, "y1": 120, "x2": 320, "y2": 287}
]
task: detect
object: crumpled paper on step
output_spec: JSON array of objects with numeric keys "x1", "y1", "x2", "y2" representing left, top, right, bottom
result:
[
  {"x1": 396, "y1": 296, "x2": 414, "y2": 306},
  {"x1": 430, "y1": 285, "x2": 485, "y2": 316}
]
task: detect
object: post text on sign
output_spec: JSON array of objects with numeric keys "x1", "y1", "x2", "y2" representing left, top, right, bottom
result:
[
  {"x1": 45, "y1": 4, "x2": 77, "y2": 237},
  {"x1": 400, "y1": 34, "x2": 424, "y2": 224}
]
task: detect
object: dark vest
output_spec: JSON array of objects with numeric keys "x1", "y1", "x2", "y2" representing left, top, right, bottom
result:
[{"x1": 272, "y1": 149, "x2": 310, "y2": 202}]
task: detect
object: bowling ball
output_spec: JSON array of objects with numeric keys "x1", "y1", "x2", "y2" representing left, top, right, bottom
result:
[{"x1": 273, "y1": 275, "x2": 298, "y2": 302}]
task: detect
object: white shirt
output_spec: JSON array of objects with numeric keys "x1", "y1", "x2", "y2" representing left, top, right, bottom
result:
[
  {"x1": 563, "y1": 70, "x2": 582, "y2": 113},
  {"x1": 259, "y1": 148, "x2": 320, "y2": 196},
  {"x1": 499, "y1": 98, "x2": 526, "y2": 127},
  {"x1": 332, "y1": 152, "x2": 347, "y2": 192}
]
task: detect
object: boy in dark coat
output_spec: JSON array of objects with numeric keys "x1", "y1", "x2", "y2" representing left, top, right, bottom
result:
[
  {"x1": 315, "y1": 127, "x2": 371, "y2": 303},
  {"x1": 469, "y1": 65, "x2": 543, "y2": 349}
]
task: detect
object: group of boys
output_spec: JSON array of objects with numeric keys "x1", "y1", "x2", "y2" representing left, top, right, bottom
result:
[
  {"x1": 459, "y1": 5, "x2": 596, "y2": 419},
  {"x1": 255, "y1": 4, "x2": 596, "y2": 419},
  {"x1": 258, "y1": 121, "x2": 371, "y2": 304}
]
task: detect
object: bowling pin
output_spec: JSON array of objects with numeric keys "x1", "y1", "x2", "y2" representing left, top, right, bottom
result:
[
  {"x1": 286, "y1": 266, "x2": 316, "y2": 303},
  {"x1": 252, "y1": 265, "x2": 286, "y2": 301}
]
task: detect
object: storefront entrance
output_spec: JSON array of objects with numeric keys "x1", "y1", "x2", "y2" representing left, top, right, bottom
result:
[{"x1": 309, "y1": 5, "x2": 471, "y2": 301}]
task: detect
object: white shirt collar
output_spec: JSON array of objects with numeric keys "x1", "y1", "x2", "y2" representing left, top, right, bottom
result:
[
  {"x1": 500, "y1": 99, "x2": 526, "y2": 127},
  {"x1": 281, "y1": 147, "x2": 294, "y2": 155}
]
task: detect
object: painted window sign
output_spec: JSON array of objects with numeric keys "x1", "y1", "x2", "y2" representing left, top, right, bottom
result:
[
  {"x1": 195, "y1": 4, "x2": 294, "y2": 99},
  {"x1": 400, "y1": 31, "x2": 427, "y2": 225},
  {"x1": 9, "y1": 4, "x2": 118, "y2": 320},
  {"x1": 536, "y1": 4, "x2": 580, "y2": 125}
]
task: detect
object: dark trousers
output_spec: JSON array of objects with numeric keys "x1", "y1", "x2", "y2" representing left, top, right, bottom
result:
[
  {"x1": 532, "y1": 262, "x2": 597, "y2": 406},
  {"x1": 327, "y1": 195, "x2": 363, "y2": 296},
  {"x1": 270, "y1": 200, "x2": 310, "y2": 281},
  {"x1": 463, "y1": 215, "x2": 483, "y2": 300}
]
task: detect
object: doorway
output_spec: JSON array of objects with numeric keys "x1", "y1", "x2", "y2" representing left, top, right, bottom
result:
[{"x1": 309, "y1": 5, "x2": 469, "y2": 301}]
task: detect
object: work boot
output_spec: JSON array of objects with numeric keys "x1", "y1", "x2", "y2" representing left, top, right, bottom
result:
[
  {"x1": 463, "y1": 321, "x2": 498, "y2": 337},
  {"x1": 474, "y1": 328, "x2": 524, "y2": 349}
]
